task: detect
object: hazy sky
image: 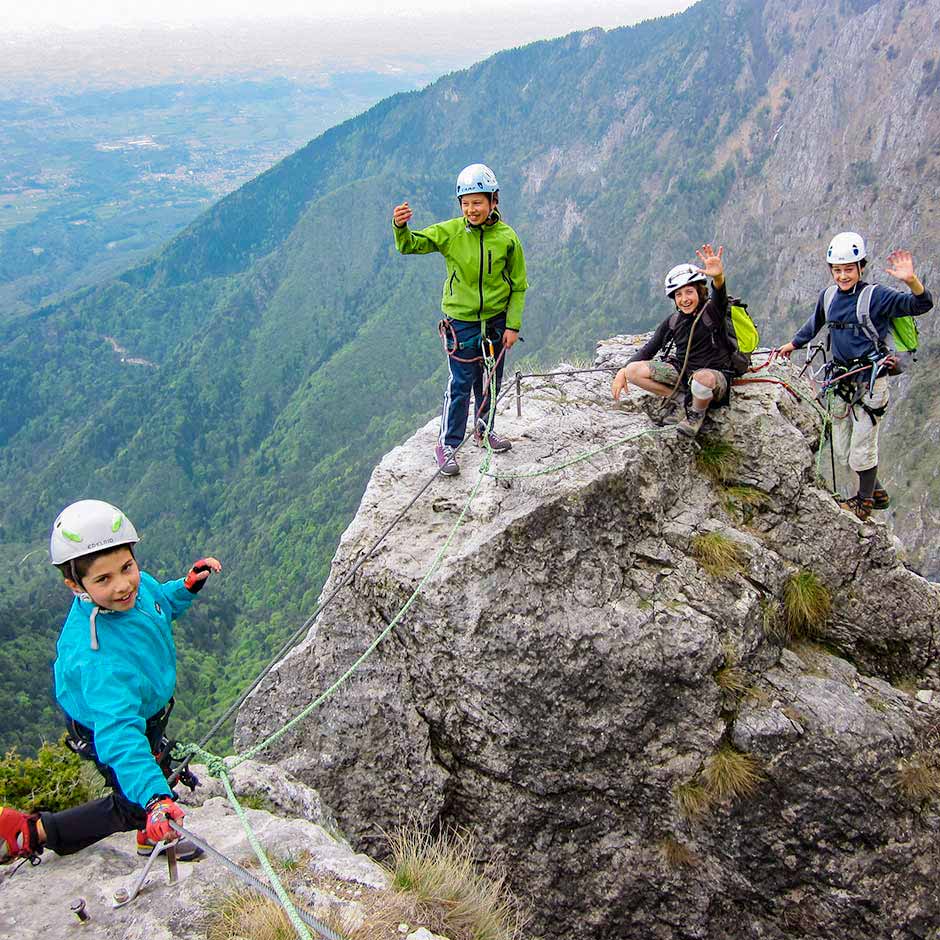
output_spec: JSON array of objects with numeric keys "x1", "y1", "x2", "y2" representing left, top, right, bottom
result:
[{"x1": 7, "y1": 0, "x2": 696, "y2": 34}]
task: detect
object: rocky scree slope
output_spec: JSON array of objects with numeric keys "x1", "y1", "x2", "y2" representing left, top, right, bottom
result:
[{"x1": 237, "y1": 337, "x2": 940, "y2": 940}]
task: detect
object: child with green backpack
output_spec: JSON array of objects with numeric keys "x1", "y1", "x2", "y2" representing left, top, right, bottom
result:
[
  {"x1": 611, "y1": 244, "x2": 757, "y2": 438},
  {"x1": 778, "y1": 232, "x2": 933, "y2": 521}
]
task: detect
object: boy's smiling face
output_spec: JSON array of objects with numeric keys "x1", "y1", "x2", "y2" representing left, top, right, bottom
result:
[
  {"x1": 830, "y1": 262, "x2": 861, "y2": 292},
  {"x1": 460, "y1": 193, "x2": 493, "y2": 227},
  {"x1": 67, "y1": 546, "x2": 141, "y2": 611},
  {"x1": 672, "y1": 284, "x2": 701, "y2": 315}
]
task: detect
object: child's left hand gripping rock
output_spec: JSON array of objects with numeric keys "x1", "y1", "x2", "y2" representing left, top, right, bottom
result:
[{"x1": 184, "y1": 557, "x2": 222, "y2": 593}]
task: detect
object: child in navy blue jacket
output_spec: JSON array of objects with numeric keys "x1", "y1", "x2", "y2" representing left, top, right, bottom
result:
[{"x1": 779, "y1": 232, "x2": 933, "y2": 520}]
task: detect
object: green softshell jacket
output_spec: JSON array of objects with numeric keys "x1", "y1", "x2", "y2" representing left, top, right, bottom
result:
[{"x1": 393, "y1": 217, "x2": 527, "y2": 330}]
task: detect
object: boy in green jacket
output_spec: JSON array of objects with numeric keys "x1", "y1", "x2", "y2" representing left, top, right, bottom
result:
[{"x1": 393, "y1": 163, "x2": 528, "y2": 476}]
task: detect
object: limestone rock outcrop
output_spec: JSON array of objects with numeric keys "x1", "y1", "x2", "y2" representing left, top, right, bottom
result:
[
  {"x1": 0, "y1": 762, "x2": 386, "y2": 940},
  {"x1": 236, "y1": 338, "x2": 940, "y2": 939}
]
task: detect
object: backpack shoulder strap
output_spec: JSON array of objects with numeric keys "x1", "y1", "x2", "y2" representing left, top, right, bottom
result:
[
  {"x1": 822, "y1": 284, "x2": 838, "y2": 320},
  {"x1": 855, "y1": 284, "x2": 880, "y2": 347}
]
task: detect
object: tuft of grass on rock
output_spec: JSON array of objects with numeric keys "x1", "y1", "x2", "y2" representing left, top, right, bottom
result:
[
  {"x1": 385, "y1": 823, "x2": 528, "y2": 940},
  {"x1": 691, "y1": 532, "x2": 743, "y2": 578},
  {"x1": 674, "y1": 781, "x2": 711, "y2": 820},
  {"x1": 782, "y1": 570, "x2": 831, "y2": 641},
  {"x1": 695, "y1": 437, "x2": 742, "y2": 484},
  {"x1": 659, "y1": 836, "x2": 699, "y2": 869},
  {"x1": 702, "y1": 745, "x2": 764, "y2": 802},
  {"x1": 896, "y1": 754, "x2": 940, "y2": 802}
]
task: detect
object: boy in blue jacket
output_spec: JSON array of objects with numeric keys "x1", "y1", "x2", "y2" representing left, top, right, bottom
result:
[
  {"x1": 0, "y1": 499, "x2": 221, "y2": 865},
  {"x1": 779, "y1": 232, "x2": 933, "y2": 520}
]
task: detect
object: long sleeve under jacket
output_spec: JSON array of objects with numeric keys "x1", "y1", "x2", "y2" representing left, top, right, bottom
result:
[
  {"x1": 393, "y1": 216, "x2": 528, "y2": 330},
  {"x1": 54, "y1": 571, "x2": 194, "y2": 809},
  {"x1": 791, "y1": 281, "x2": 934, "y2": 364},
  {"x1": 628, "y1": 281, "x2": 733, "y2": 374}
]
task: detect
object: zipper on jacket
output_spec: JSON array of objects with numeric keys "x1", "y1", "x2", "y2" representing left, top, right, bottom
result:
[
  {"x1": 449, "y1": 271, "x2": 457, "y2": 296},
  {"x1": 477, "y1": 228, "x2": 485, "y2": 318},
  {"x1": 487, "y1": 249, "x2": 492, "y2": 274}
]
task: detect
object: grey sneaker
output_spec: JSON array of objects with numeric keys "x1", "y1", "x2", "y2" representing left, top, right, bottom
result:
[
  {"x1": 435, "y1": 444, "x2": 460, "y2": 476},
  {"x1": 677, "y1": 407, "x2": 707, "y2": 439},
  {"x1": 474, "y1": 430, "x2": 512, "y2": 452}
]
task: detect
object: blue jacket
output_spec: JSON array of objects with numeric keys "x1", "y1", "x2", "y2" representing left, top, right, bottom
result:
[
  {"x1": 792, "y1": 281, "x2": 933, "y2": 363},
  {"x1": 54, "y1": 571, "x2": 194, "y2": 809}
]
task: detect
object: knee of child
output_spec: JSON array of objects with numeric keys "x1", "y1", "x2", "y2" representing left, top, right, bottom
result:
[{"x1": 625, "y1": 361, "x2": 648, "y2": 382}]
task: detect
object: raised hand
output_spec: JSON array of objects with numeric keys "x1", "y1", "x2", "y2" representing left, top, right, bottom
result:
[
  {"x1": 695, "y1": 243, "x2": 724, "y2": 280},
  {"x1": 885, "y1": 249, "x2": 916, "y2": 285},
  {"x1": 183, "y1": 557, "x2": 222, "y2": 594},
  {"x1": 392, "y1": 202, "x2": 413, "y2": 228}
]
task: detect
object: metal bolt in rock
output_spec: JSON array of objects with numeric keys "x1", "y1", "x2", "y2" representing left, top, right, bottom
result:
[{"x1": 70, "y1": 898, "x2": 90, "y2": 922}]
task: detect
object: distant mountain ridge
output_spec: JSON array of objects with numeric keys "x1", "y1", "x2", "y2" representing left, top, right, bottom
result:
[{"x1": 2, "y1": 0, "x2": 938, "y2": 752}]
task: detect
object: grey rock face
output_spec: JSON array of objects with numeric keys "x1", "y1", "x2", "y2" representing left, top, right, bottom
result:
[
  {"x1": 236, "y1": 339, "x2": 940, "y2": 939},
  {"x1": 0, "y1": 785, "x2": 387, "y2": 940}
]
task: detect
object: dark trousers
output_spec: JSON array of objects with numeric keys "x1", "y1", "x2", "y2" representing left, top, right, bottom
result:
[
  {"x1": 40, "y1": 707, "x2": 172, "y2": 856},
  {"x1": 440, "y1": 314, "x2": 507, "y2": 448}
]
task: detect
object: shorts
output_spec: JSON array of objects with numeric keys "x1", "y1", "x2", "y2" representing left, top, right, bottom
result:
[{"x1": 647, "y1": 360, "x2": 729, "y2": 401}]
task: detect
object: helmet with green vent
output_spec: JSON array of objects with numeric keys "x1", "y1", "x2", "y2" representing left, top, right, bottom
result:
[{"x1": 50, "y1": 500, "x2": 139, "y2": 566}]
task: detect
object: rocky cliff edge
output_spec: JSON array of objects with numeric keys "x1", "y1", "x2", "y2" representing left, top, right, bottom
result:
[{"x1": 236, "y1": 337, "x2": 940, "y2": 940}]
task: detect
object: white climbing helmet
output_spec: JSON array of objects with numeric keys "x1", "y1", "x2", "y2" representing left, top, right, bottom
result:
[
  {"x1": 664, "y1": 263, "x2": 707, "y2": 298},
  {"x1": 455, "y1": 163, "x2": 499, "y2": 199},
  {"x1": 826, "y1": 231, "x2": 866, "y2": 265},
  {"x1": 50, "y1": 499, "x2": 139, "y2": 566}
]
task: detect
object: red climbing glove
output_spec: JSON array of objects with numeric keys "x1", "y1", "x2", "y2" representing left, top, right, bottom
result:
[
  {"x1": 144, "y1": 797, "x2": 185, "y2": 843},
  {"x1": 0, "y1": 806, "x2": 39, "y2": 863},
  {"x1": 184, "y1": 557, "x2": 220, "y2": 593}
]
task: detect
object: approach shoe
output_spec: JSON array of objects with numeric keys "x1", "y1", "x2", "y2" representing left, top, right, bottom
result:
[
  {"x1": 136, "y1": 829, "x2": 203, "y2": 861},
  {"x1": 474, "y1": 430, "x2": 512, "y2": 453},
  {"x1": 872, "y1": 488, "x2": 891, "y2": 510},
  {"x1": 0, "y1": 806, "x2": 40, "y2": 864},
  {"x1": 434, "y1": 444, "x2": 460, "y2": 477},
  {"x1": 677, "y1": 406, "x2": 708, "y2": 439},
  {"x1": 837, "y1": 494, "x2": 874, "y2": 522}
]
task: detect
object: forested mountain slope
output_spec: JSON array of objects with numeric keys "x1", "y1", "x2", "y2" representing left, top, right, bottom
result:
[{"x1": 2, "y1": 0, "x2": 938, "y2": 752}]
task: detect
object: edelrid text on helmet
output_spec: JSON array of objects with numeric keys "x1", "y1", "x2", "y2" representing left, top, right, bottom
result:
[
  {"x1": 455, "y1": 164, "x2": 499, "y2": 199},
  {"x1": 663, "y1": 263, "x2": 707, "y2": 298},
  {"x1": 50, "y1": 499, "x2": 140, "y2": 566},
  {"x1": 827, "y1": 232, "x2": 866, "y2": 266}
]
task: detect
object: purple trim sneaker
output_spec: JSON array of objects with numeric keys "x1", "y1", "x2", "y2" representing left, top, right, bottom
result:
[
  {"x1": 474, "y1": 430, "x2": 512, "y2": 453},
  {"x1": 435, "y1": 444, "x2": 460, "y2": 476}
]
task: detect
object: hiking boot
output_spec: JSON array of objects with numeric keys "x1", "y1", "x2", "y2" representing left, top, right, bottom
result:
[
  {"x1": 0, "y1": 807, "x2": 41, "y2": 864},
  {"x1": 474, "y1": 430, "x2": 512, "y2": 453},
  {"x1": 838, "y1": 494, "x2": 874, "y2": 522},
  {"x1": 872, "y1": 488, "x2": 890, "y2": 510},
  {"x1": 136, "y1": 829, "x2": 203, "y2": 862},
  {"x1": 434, "y1": 444, "x2": 460, "y2": 477},
  {"x1": 677, "y1": 406, "x2": 707, "y2": 439}
]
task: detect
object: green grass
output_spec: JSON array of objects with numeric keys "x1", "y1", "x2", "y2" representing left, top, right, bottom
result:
[
  {"x1": 782, "y1": 570, "x2": 831, "y2": 641},
  {"x1": 721, "y1": 484, "x2": 770, "y2": 521},
  {"x1": 691, "y1": 532, "x2": 743, "y2": 578},
  {"x1": 694, "y1": 437, "x2": 742, "y2": 484}
]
